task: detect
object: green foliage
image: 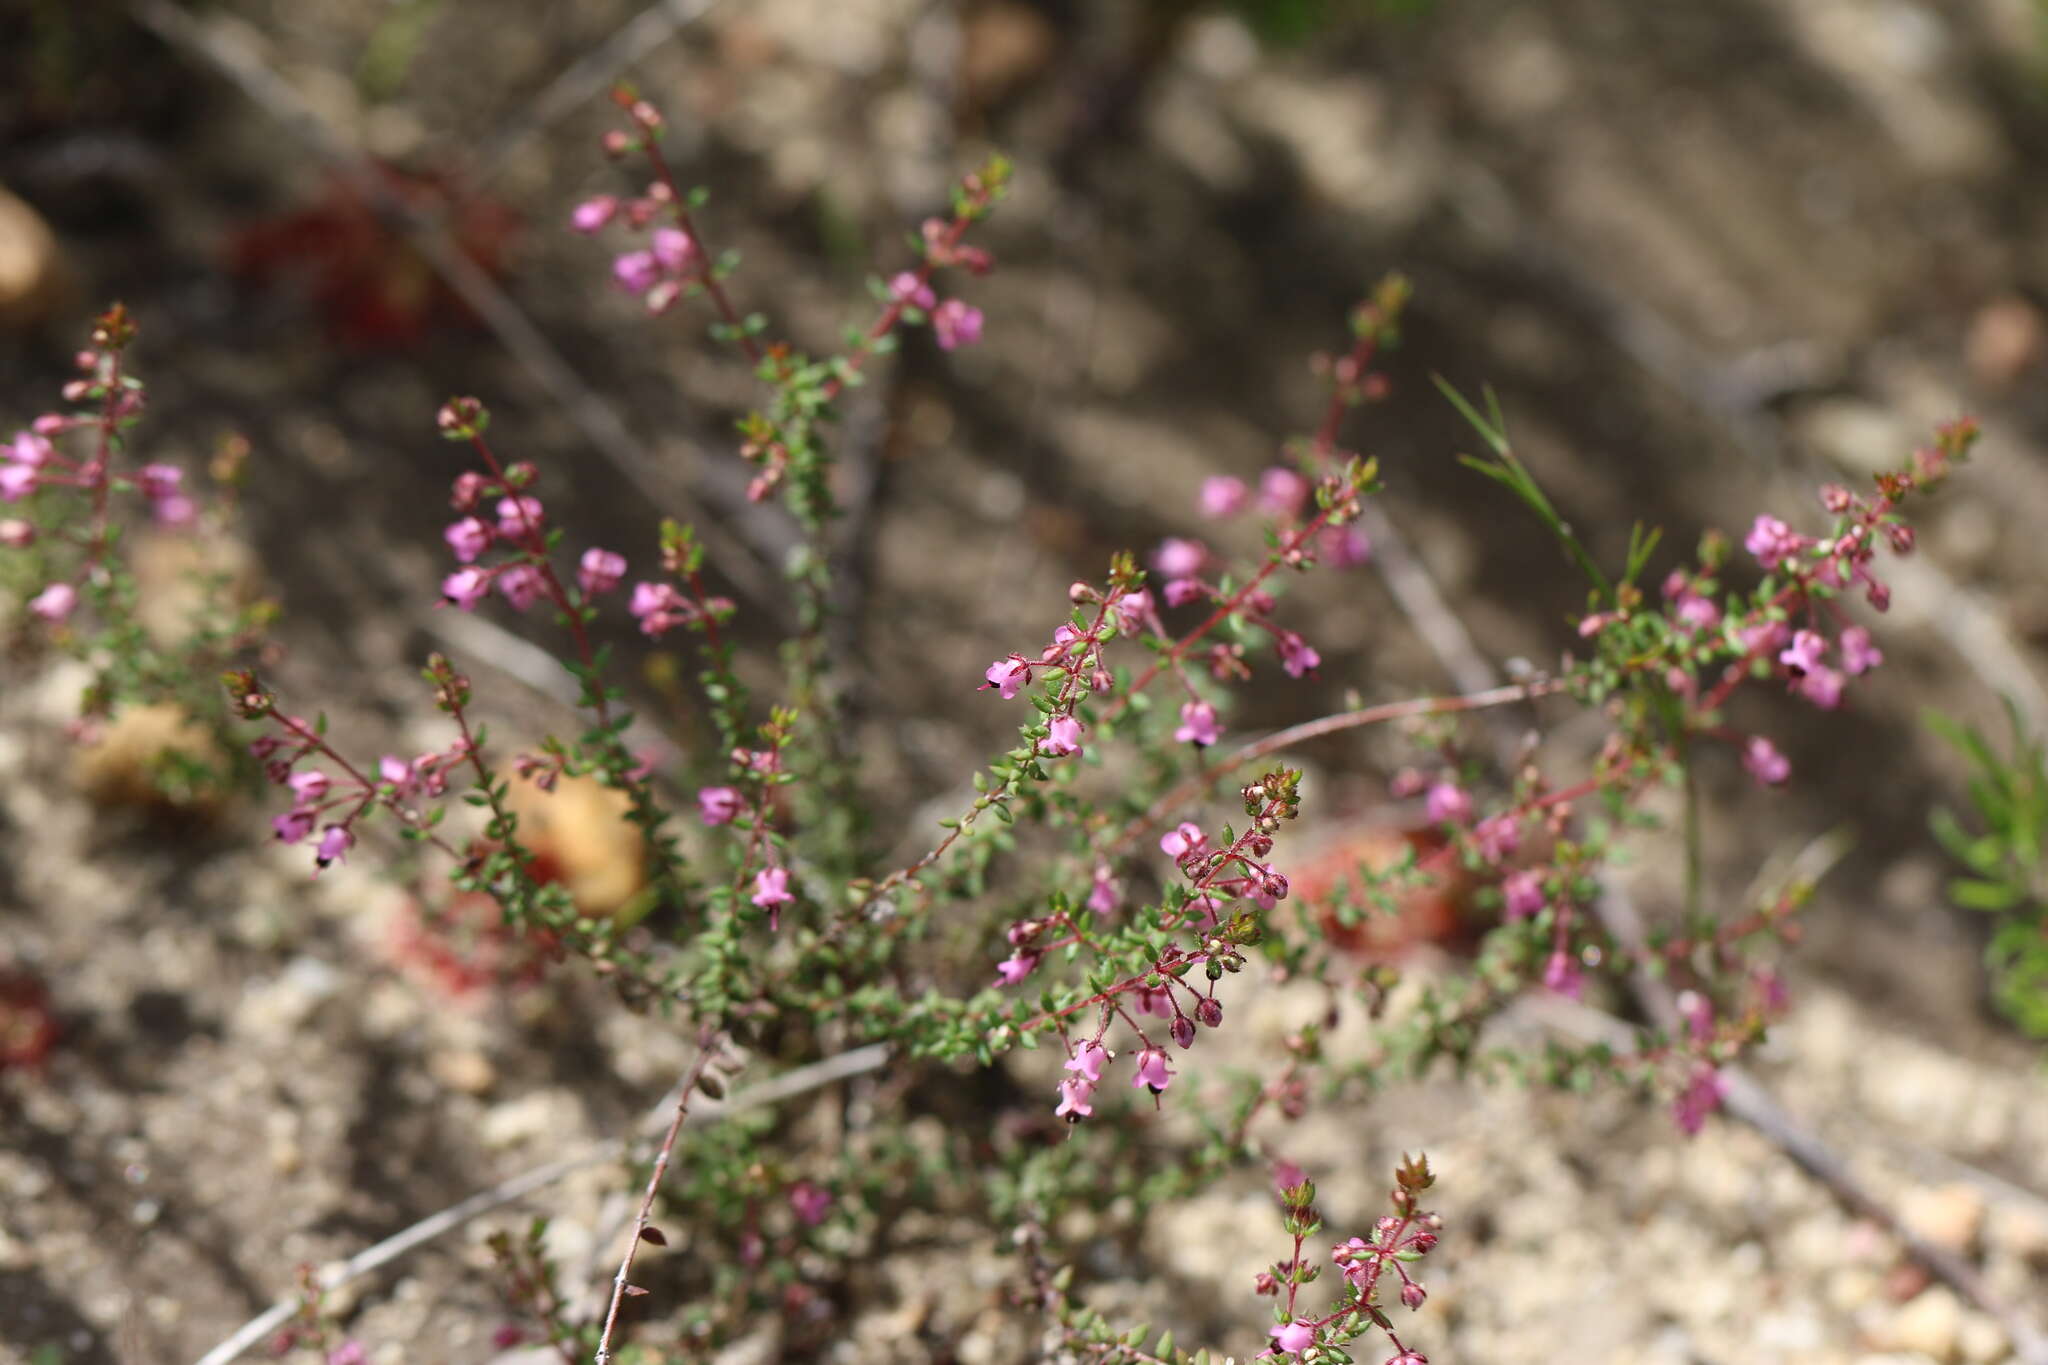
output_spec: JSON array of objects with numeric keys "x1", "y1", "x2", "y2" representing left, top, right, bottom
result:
[{"x1": 1929, "y1": 701, "x2": 2048, "y2": 1036}]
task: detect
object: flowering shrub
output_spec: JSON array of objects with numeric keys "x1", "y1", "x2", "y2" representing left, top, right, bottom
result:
[{"x1": 0, "y1": 83, "x2": 1983, "y2": 1362}]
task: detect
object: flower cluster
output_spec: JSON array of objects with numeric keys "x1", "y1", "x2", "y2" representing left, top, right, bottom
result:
[
  {"x1": 570, "y1": 145, "x2": 711, "y2": 318},
  {"x1": 1196, "y1": 465, "x2": 1372, "y2": 570},
  {"x1": 434, "y1": 401, "x2": 627, "y2": 618},
  {"x1": 3, "y1": 306, "x2": 204, "y2": 625},
  {"x1": 238, "y1": 677, "x2": 474, "y2": 874},
  {"x1": 1262, "y1": 1155, "x2": 1440, "y2": 1363},
  {"x1": 980, "y1": 580, "x2": 1155, "y2": 760},
  {"x1": 886, "y1": 271, "x2": 984, "y2": 352},
  {"x1": 1023, "y1": 773, "x2": 1299, "y2": 1125}
]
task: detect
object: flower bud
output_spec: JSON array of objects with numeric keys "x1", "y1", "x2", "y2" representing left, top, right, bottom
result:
[
  {"x1": 1195, "y1": 997, "x2": 1223, "y2": 1028},
  {"x1": 1401, "y1": 1281, "x2": 1426, "y2": 1310},
  {"x1": 1170, "y1": 1014, "x2": 1196, "y2": 1049}
]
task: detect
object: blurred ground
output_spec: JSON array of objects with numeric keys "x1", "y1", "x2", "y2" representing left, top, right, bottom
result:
[{"x1": 4, "y1": 1, "x2": 2048, "y2": 1362}]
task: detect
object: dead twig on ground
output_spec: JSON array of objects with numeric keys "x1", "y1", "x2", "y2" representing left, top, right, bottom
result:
[
  {"x1": 1525, "y1": 987, "x2": 2048, "y2": 1364},
  {"x1": 593, "y1": 1027, "x2": 725, "y2": 1365},
  {"x1": 189, "y1": 1042, "x2": 892, "y2": 1365}
]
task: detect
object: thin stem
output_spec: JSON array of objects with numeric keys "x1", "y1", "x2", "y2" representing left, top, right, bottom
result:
[{"x1": 593, "y1": 1028, "x2": 725, "y2": 1365}]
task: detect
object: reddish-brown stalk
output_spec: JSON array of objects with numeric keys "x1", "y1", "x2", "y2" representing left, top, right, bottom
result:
[
  {"x1": 592, "y1": 1026, "x2": 725, "y2": 1365},
  {"x1": 265, "y1": 711, "x2": 466, "y2": 861}
]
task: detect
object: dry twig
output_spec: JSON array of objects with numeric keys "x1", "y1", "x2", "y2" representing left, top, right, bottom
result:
[{"x1": 189, "y1": 1042, "x2": 892, "y2": 1365}]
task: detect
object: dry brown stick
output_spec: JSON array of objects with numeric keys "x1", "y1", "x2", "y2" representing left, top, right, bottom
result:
[
  {"x1": 188, "y1": 1041, "x2": 892, "y2": 1365},
  {"x1": 1527, "y1": 987, "x2": 2048, "y2": 1364},
  {"x1": 594, "y1": 1027, "x2": 725, "y2": 1364},
  {"x1": 126, "y1": 0, "x2": 787, "y2": 622}
]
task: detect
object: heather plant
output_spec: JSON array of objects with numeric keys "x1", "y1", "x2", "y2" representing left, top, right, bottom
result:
[
  {"x1": 0, "y1": 83, "x2": 1984, "y2": 1364},
  {"x1": 0, "y1": 302, "x2": 273, "y2": 806}
]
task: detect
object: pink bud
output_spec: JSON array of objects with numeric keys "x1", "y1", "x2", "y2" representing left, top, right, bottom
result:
[
  {"x1": 27, "y1": 582, "x2": 76, "y2": 621},
  {"x1": 570, "y1": 197, "x2": 617, "y2": 233}
]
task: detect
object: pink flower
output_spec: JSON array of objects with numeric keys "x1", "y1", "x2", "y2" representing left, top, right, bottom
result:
[
  {"x1": 1674, "y1": 591, "x2": 1720, "y2": 632},
  {"x1": 1055, "y1": 1076, "x2": 1095, "y2": 1120},
  {"x1": 27, "y1": 582, "x2": 75, "y2": 621},
  {"x1": 788, "y1": 1179, "x2": 833, "y2": 1227},
  {"x1": 577, "y1": 547, "x2": 627, "y2": 597},
  {"x1": 1742, "y1": 735, "x2": 1790, "y2": 787},
  {"x1": 1272, "y1": 1160, "x2": 1306, "y2": 1194},
  {"x1": 271, "y1": 809, "x2": 315, "y2": 844},
  {"x1": 1543, "y1": 948, "x2": 1583, "y2": 1000},
  {"x1": 1198, "y1": 475, "x2": 1248, "y2": 518},
  {"x1": 1796, "y1": 666, "x2": 1844, "y2": 710},
  {"x1": 0, "y1": 463, "x2": 37, "y2": 502},
  {"x1": 1064, "y1": 1040, "x2": 1108, "y2": 1083},
  {"x1": 9, "y1": 431, "x2": 52, "y2": 465},
  {"x1": 1133, "y1": 985, "x2": 1174, "y2": 1018},
  {"x1": 1258, "y1": 466, "x2": 1310, "y2": 518},
  {"x1": 1269, "y1": 1321, "x2": 1315, "y2": 1355},
  {"x1": 1151, "y1": 537, "x2": 1206, "y2": 579},
  {"x1": 1738, "y1": 618, "x2": 1790, "y2": 656},
  {"x1": 1174, "y1": 701, "x2": 1221, "y2": 747},
  {"x1": 569, "y1": 196, "x2": 617, "y2": 233},
  {"x1": 1319, "y1": 523, "x2": 1373, "y2": 567},
  {"x1": 152, "y1": 494, "x2": 196, "y2": 527},
  {"x1": 495, "y1": 495, "x2": 544, "y2": 538},
  {"x1": 137, "y1": 463, "x2": 182, "y2": 500},
  {"x1": 1475, "y1": 813, "x2": 1520, "y2": 864},
  {"x1": 932, "y1": 298, "x2": 984, "y2": 350},
  {"x1": 0, "y1": 518, "x2": 31, "y2": 547},
  {"x1": 1743, "y1": 514, "x2": 1803, "y2": 570},
  {"x1": 1111, "y1": 588, "x2": 1153, "y2": 632},
  {"x1": 613, "y1": 249, "x2": 660, "y2": 294},
  {"x1": 1425, "y1": 781, "x2": 1472, "y2": 826},
  {"x1": 326, "y1": 1342, "x2": 367, "y2": 1365},
  {"x1": 288, "y1": 769, "x2": 331, "y2": 803},
  {"x1": 1162, "y1": 577, "x2": 1205, "y2": 608},
  {"x1": 981, "y1": 657, "x2": 1031, "y2": 699},
  {"x1": 698, "y1": 786, "x2": 743, "y2": 826},
  {"x1": 1502, "y1": 868, "x2": 1545, "y2": 920},
  {"x1": 1087, "y1": 866, "x2": 1120, "y2": 914},
  {"x1": 1038, "y1": 714, "x2": 1083, "y2": 757},
  {"x1": 1160, "y1": 822, "x2": 1206, "y2": 859},
  {"x1": 495, "y1": 563, "x2": 545, "y2": 611},
  {"x1": 1276, "y1": 631, "x2": 1321, "y2": 679},
  {"x1": 630, "y1": 580, "x2": 686, "y2": 635},
  {"x1": 751, "y1": 867, "x2": 794, "y2": 926},
  {"x1": 1679, "y1": 989, "x2": 1715, "y2": 1043},
  {"x1": 1777, "y1": 629, "x2": 1826, "y2": 674},
  {"x1": 379, "y1": 755, "x2": 415, "y2": 795},
  {"x1": 994, "y1": 951, "x2": 1039, "y2": 985},
  {"x1": 1672, "y1": 1065, "x2": 1727, "y2": 1136},
  {"x1": 1840, "y1": 625, "x2": 1883, "y2": 675},
  {"x1": 651, "y1": 227, "x2": 696, "y2": 271},
  {"x1": 314, "y1": 824, "x2": 354, "y2": 869},
  {"x1": 1130, "y1": 1046, "x2": 1174, "y2": 1093},
  {"x1": 444, "y1": 516, "x2": 491, "y2": 563},
  {"x1": 888, "y1": 271, "x2": 935, "y2": 311}
]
